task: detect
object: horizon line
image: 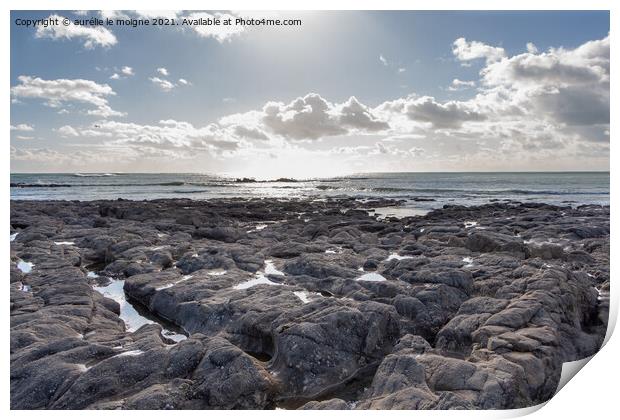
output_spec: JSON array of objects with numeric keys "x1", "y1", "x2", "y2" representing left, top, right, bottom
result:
[{"x1": 9, "y1": 170, "x2": 611, "y2": 176}]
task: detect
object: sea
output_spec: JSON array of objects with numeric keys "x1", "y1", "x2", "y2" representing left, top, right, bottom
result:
[{"x1": 10, "y1": 172, "x2": 610, "y2": 214}]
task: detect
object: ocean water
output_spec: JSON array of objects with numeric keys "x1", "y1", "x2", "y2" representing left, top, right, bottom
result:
[{"x1": 10, "y1": 172, "x2": 610, "y2": 212}]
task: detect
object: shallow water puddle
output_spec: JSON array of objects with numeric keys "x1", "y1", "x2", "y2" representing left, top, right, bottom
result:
[
  {"x1": 93, "y1": 277, "x2": 187, "y2": 342},
  {"x1": 10, "y1": 232, "x2": 19, "y2": 242},
  {"x1": 264, "y1": 259, "x2": 284, "y2": 276},
  {"x1": 17, "y1": 260, "x2": 34, "y2": 273},
  {"x1": 325, "y1": 247, "x2": 343, "y2": 254},
  {"x1": 54, "y1": 241, "x2": 75, "y2": 246},
  {"x1": 464, "y1": 221, "x2": 478, "y2": 228},
  {"x1": 371, "y1": 206, "x2": 429, "y2": 220},
  {"x1": 247, "y1": 223, "x2": 270, "y2": 233},
  {"x1": 155, "y1": 274, "x2": 194, "y2": 291},
  {"x1": 150, "y1": 245, "x2": 169, "y2": 251},
  {"x1": 206, "y1": 269, "x2": 227, "y2": 276},
  {"x1": 293, "y1": 291, "x2": 322, "y2": 303},
  {"x1": 462, "y1": 257, "x2": 474, "y2": 268},
  {"x1": 356, "y1": 272, "x2": 387, "y2": 282},
  {"x1": 234, "y1": 275, "x2": 281, "y2": 290},
  {"x1": 386, "y1": 253, "x2": 413, "y2": 261},
  {"x1": 293, "y1": 291, "x2": 312, "y2": 303},
  {"x1": 594, "y1": 286, "x2": 609, "y2": 302},
  {"x1": 524, "y1": 238, "x2": 562, "y2": 246},
  {"x1": 111, "y1": 349, "x2": 145, "y2": 359},
  {"x1": 234, "y1": 260, "x2": 284, "y2": 289}
]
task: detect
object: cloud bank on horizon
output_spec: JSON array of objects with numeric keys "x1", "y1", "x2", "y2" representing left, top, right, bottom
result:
[{"x1": 10, "y1": 10, "x2": 609, "y2": 178}]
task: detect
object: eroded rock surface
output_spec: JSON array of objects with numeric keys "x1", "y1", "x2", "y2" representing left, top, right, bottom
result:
[{"x1": 10, "y1": 198, "x2": 609, "y2": 409}]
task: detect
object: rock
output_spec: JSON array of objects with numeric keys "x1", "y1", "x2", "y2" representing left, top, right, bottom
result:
[
  {"x1": 356, "y1": 352, "x2": 436, "y2": 409},
  {"x1": 299, "y1": 399, "x2": 351, "y2": 409},
  {"x1": 191, "y1": 337, "x2": 274, "y2": 409},
  {"x1": 193, "y1": 227, "x2": 244, "y2": 243},
  {"x1": 466, "y1": 232, "x2": 526, "y2": 257},
  {"x1": 9, "y1": 198, "x2": 609, "y2": 410},
  {"x1": 527, "y1": 243, "x2": 564, "y2": 260}
]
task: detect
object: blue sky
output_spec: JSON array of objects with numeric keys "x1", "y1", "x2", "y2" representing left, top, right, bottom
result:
[{"x1": 10, "y1": 11, "x2": 610, "y2": 177}]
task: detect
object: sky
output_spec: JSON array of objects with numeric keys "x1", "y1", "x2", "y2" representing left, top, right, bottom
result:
[{"x1": 10, "y1": 10, "x2": 610, "y2": 178}]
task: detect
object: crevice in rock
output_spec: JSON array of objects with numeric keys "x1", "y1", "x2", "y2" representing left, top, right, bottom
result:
[{"x1": 275, "y1": 361, "x2": 380, "y2": 409}]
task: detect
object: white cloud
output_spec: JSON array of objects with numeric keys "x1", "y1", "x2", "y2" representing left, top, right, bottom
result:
[
  {"x1": 57, "y1": 125, "x2": 80, "y2": 137},
  {"x1": 110, "y1": 66, "x2": 134, "y2": 80},
  {"x1": 157, "y1": 67, "x2": 169, "y2": 76},
  {"x1": 61, "y1": 119, "x2": 242, "y2": 154},
  {"x1": 10, "y1": 75, "x2": 125, "y2": 117},
  {"x1": 182, "y1": 12, "x2": 245, "y2": 42},
  {"x1": 10, "y1": 124, "x2": 34, "y2": 132},
  {"x1": 149, "y1": 77, "x2": 176, "y2": 91},
  {"x1": 526, "y1": 42, "x2": 538, "y2": 54},
  {"x1": 380, "y1": 95, "x2": 486, "y2": 129},
  {"x1": 178, "y1": 78, "x2": 190, "y2": 85},
  {"x1": 13, "y1": 35, "x2": 609, "y2": 172},
  {"x1": 452, "y1": 37, "x2": 505, "y2": 64},
  {"x1": 256, "y1": 93, "x2": 388, "y2": 140},
  {"x1": 35, "y1": 14, "x2": 117, "y2": 49},
  {"x1": 379, "y1": 55, "x2": 388, "y2": 66},
  {"x1": 480, "y1": 35, "x2": 609, "y2": 126},
  {"x1": 448, "y1": 78, "x2": 476, "y2": 91}
]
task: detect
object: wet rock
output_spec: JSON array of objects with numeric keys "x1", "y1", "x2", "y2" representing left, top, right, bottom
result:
[
  {"x1": 9, "y1": 198, "x2": 609, "y2": 410},
  {"x1": 466, "y1": 232, "x2": 526, "y2": 257},
  {"x1": 191, "y1": 337, "x2": 274, "y2": 409}
]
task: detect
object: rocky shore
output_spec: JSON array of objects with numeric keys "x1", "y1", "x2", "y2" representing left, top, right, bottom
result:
[{"x1": 10, "y1": 197, "x2": 609, "y2": 409}]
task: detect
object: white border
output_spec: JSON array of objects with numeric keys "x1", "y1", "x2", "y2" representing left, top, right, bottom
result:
[{"x1": 3, "y1": 1, "x2": 617, "y2": 419}]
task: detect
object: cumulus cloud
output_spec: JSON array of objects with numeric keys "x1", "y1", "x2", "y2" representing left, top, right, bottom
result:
[
  {"x1": 35, "y1": 14, "x2": 117, "y2": 49},
  {"x1": 379, "y1": 55, "x2": 388, "y2": 66},
  {"x1": 259, "y1": 93, "x2": 389, "y2": 140},
  {"x1": 448, "y1": 78, "x2": 476, "y2": 91},
  {"x1": 182, "y1": 12, "x2": 245, "y2": 42},
  {"x1": 149, "y1": 69, "x2": 190, "y2": 91},
  {"x1": 452, "y1": 37, "x2": 505, "y2": 64},
  {"x1": 337, "y1": 97, "x2": 390, "y2": 131},
  {"x1": 57, "y1": 125, "x2": 80, "y2": 137},
  {"x1": 402, "y1": 96, "x2": 486, "y2": 128},
  {"x1": 480, "y1": 35, "x2": 609, "y2": 126},
  {"x1": 15, "y1": 34, "x2": 609, "y2": 172},
  {"x1": 526, "y1": 42, "x2": 538, "y2": 54},
  {"x1": 482, "y1": 36, "x2": 609, "y2": 87},
  {"x1": 121, "y1": 66, "x2": 134, "y2": 76},
  {"x1": 149, "y1": 77, "x2": 176, "y2": 91},
  {"x1": 233, "y1": 125, "x2": 269, "y2": 141},
  {"x1": 10, "y1": 75, "x2": 125, "y2": 117},
  {"x1": 10, "y1": 124, "x2": 34, "y2": 131}
]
